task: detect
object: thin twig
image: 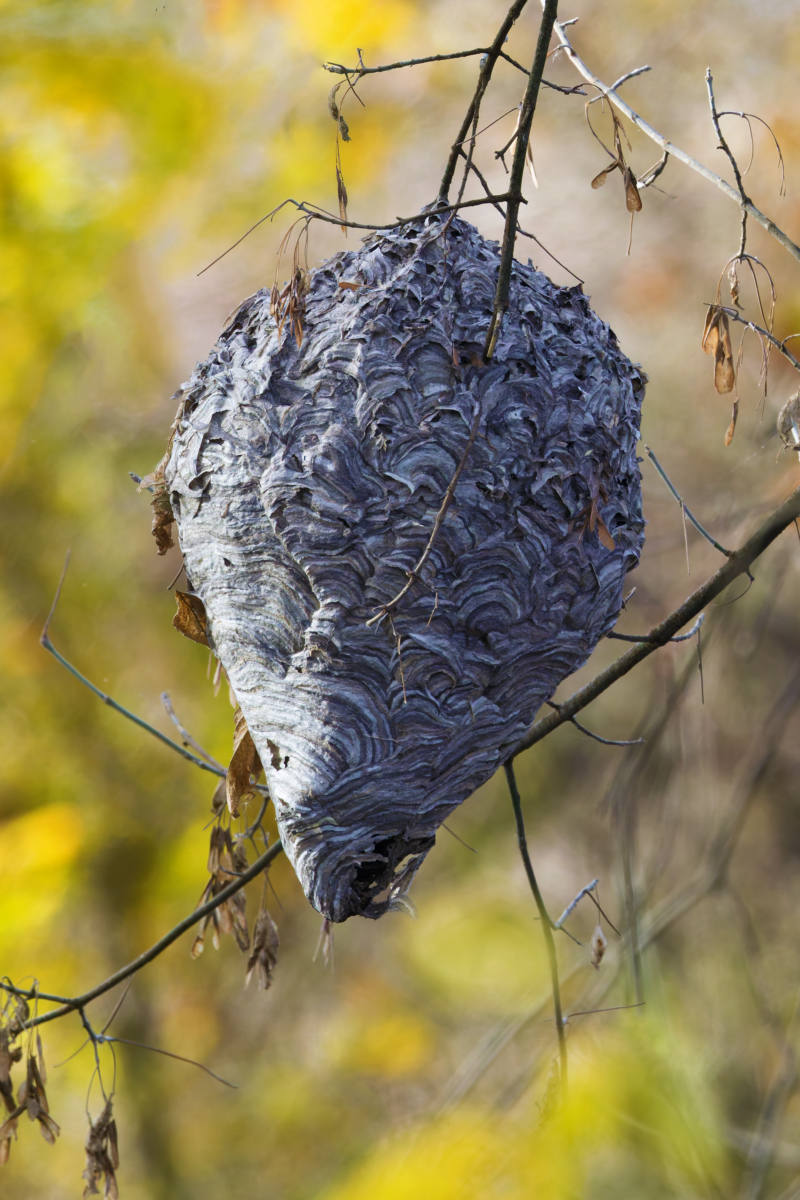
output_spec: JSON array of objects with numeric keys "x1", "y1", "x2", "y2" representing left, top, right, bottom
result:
[
  {"x1": 439, "y1": 0, "x2": 532, "y2": 201},
  {"x1": 5, "y1": 840, "x2": 284, "y2": 1031},
  {"x1": 714, "y1": 305, "x2": 800, "y2": 374},
  {"x1": 40, "y1": 558, "x2": 225, "y2": 779},
  {"x1": 706, "y1": 70, "x2": 750, "y2": 257},
  {"x1": 199, "y1": 193, "x2": 519, "y2": 277},
  {"x1": 484, "y1": 0, "x2": 560, "y2": 361},
  {"x1": 99, "y1": 1036, "x2": 237, "y2": 1089},
  {"x1": 548, "y1": 10, "x2": 800, "y2": 265},
  {"x1": 505, "y1": 761, "x2": 568, "y2": 1099},
  {"x1": 607, "y1": 613, "x2": 705, "y2": 643},
  {"x1": 160, "y1": 692, "x2": 225, "y2": 771},
  {"x1": 570, "y1": 716, "x2": 645, "y2": 748},
  {"x1": 323, "y1": 46, "x2": 582, "y2": 94},
  {"x1": 644, "y1": 446, "x2": 734, "y2": 557}
]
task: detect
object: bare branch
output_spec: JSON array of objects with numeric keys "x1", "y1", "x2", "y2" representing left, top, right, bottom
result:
[
  {"x1": 505, "y1": 761, "x2": 568, "y2": 1099},
  {"x1": 548, "y1": 10, "x2": 800, "y2": 266},
  {"x1": 484, "y1": 0, "x2": 560, "y2": 360},
  {"x1": 4, "y1": 840, "x2": 284, "y2": 1031},
  {"x1": 439, "y1": 0, "x2": 532, "y2": 201},
  {"x1": 706, "y1": 69, "x2": 750, "y2": 257},
  {"x1": 512, "y1": 481, "x2": 800, "y2": 756}
]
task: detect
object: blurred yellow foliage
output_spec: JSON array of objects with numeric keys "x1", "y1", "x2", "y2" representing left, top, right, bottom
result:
[
  {"x1": 1, "y1": 1, "x2": 799, "y2": 1198},
  {"x1": 0, "y1": 803, "x2": 83, "y2": 937}
]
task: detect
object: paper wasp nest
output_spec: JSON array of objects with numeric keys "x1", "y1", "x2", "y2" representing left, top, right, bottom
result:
[{"x1": 162, "y1": 214, "x2": 646, "y2": 922}]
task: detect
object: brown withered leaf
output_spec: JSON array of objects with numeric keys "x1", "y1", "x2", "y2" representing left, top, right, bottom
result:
[
  {"x1": 702, "y1": 306, "x2": 735, "y2": 394},
  {"x1": 336, "y1": 164, "x2": 348, "y2": 234},
  {"x1": 595, "y1": 513, "x2": 616, "y2": 550},
  {"x1": 245, "y1": 909, "x2": 280, "y2": 990},
  {"x1": 82, "y1": 1097, "x2": 118, "y2": 1199},
  {"x1": 591, "y1": 162, "x2": 617, "y2": 189},
  {"x1": 138, "y1": 460, "x2": 174, "y2": 556},
  {"x1": 728, "y1": 260, "x2": 742, "y2": 309},
  {"x1": 590, "y1": 924, "x2": 608, "y2": 970},
  {"x1": 513, "y1": 106, "x2": 538, "y2": 187},
  {"x1": 725, "y1": 398, "x2": 740, "y2": 447},
  {"x1": 37, "y1": 1110, "x2": 60, "y2": 1145},
  {"x1": 337, "y1": 280, "x2": 363, "y2": 291},
  {"x1": 623, "y1": 166, "x2": 642, "y2": 213},
  {"x1": 0, "y1": 1114, "x2": 19, "y2": 1163},
  {"x1": 173, "y1": 591, "x2": 209, "y2": 646},
  {"x1": 327, "y1": 81, "x2": 343, "y2": 122},
  {"x1": 227, "y1": 706, "x2": 262, "y2": 818}
]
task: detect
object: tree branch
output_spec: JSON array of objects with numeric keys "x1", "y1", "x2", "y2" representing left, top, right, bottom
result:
[
  {"x1": 483, "y1": 0, "x2": 560, "y2": 360},
  {"x1": 512, "y1": 481, "x2": 800, "y2": 757},
  {"x1": 4, "y1": 840, "x2": 284, "y2": 1031},
  {"x1": 438, "y1": 0, "x2": 532, "y2": 202},
  {"x1": 548, "y1": 11, "x2": 800, "y2": 266}
]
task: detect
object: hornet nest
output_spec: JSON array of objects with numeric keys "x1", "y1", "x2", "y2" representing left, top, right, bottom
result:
[{"x1": 158, "y1": 213, "x2": 646, "y2": 922}]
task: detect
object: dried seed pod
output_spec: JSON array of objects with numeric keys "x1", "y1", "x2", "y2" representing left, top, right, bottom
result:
[
  {"x1": 590, "y1": 923, "x2": 608, "y2": 969},
  {"x1": 162, "y1": 214, "x2": 646, "y2": 922}
]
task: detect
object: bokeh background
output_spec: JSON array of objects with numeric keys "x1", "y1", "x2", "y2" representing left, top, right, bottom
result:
[{"x1": 2, "y1": 1, "x2": 800, "y2": 1197}]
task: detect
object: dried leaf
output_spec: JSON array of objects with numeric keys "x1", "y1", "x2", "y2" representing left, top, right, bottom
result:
[
  {"x1": 728, "y1": 260, "x2": 742, "y2": 309},
  {"x1": 590, "y1": 923, "x2": 608, "y2": 969},
  {"x1": 227, "y1": 707, "x2": 262, "y2": 818},
  {"x1": 724, "y1": 398, "x2": 739, "y2": 447},
  {"x1": 337, "y1": 280, "x2": 363, "y2": 291},
  {"x1": 37, "y1": 1110, "x2": 60, "y2": 1145},
  {"x1": 336, "y1": 164, "x2": 348, "y2": 233},
  {"x1": 173, "y1": 591, "x2": 209, "y2": 646},
  {"x1": 525, "y1": 140, "x2": 538, "y2": 188},
  {"x1": 82, "y1": 1097, "x2": 118, "y2": 1200},
  {"x1": 211, "y1": 778, "x2": 226, "y2": 816},
  {"x1": 245, "y1": 910, "x2": 280, "y2": 990},
  {"x1": 591, "y1": 162, "x2": 618, "y2": 189},
  {"x1": 35, "y1": 1035, "x2": 46, "y2": 1085},
  {"x1": 702, "y1": 306, "x2": 735, "y2": 394},
  {"x1": 327, "y1": 81, "x2": 343, "y2": 122},
  {"x1": 595, "y1": 513, "x2": 616, "y2": 550},
  {"x1": 138, "y1": 460, "x2": 174, "y2": 556},
  {"x1": 337, "y1": 115, "x2": 350, "y2": 142},
  {"x1": 623, "y1": 166, "x2": 642, "y2": 213}
]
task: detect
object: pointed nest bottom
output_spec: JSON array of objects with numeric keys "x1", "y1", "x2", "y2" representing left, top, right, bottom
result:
[{"x1": 159, "y1": 213, "x2": 646, "y2": 922}]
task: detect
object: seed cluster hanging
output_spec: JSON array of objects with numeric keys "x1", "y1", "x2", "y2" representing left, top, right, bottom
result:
[{"x1": 158, "y1": 213, "x2": 646, "y2": 922}]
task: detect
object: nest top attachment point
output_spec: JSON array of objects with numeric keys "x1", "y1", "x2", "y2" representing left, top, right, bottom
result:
[{"x1": 162, "y1": 213, "x2": 646, "y2": 922}]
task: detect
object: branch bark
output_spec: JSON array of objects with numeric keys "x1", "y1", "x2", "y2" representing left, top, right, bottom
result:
[{"x1": 484, "y1": 0, "x2": 560, "y2": 360}]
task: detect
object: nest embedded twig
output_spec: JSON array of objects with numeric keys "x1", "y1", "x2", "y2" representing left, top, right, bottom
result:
[{"x1": 163, "y1": 213, "x2": 646, "y2": 922}]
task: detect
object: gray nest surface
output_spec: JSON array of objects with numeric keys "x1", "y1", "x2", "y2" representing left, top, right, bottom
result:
[{"x1": 163, "y1": 214, "x2": 646, "y2": 922}]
